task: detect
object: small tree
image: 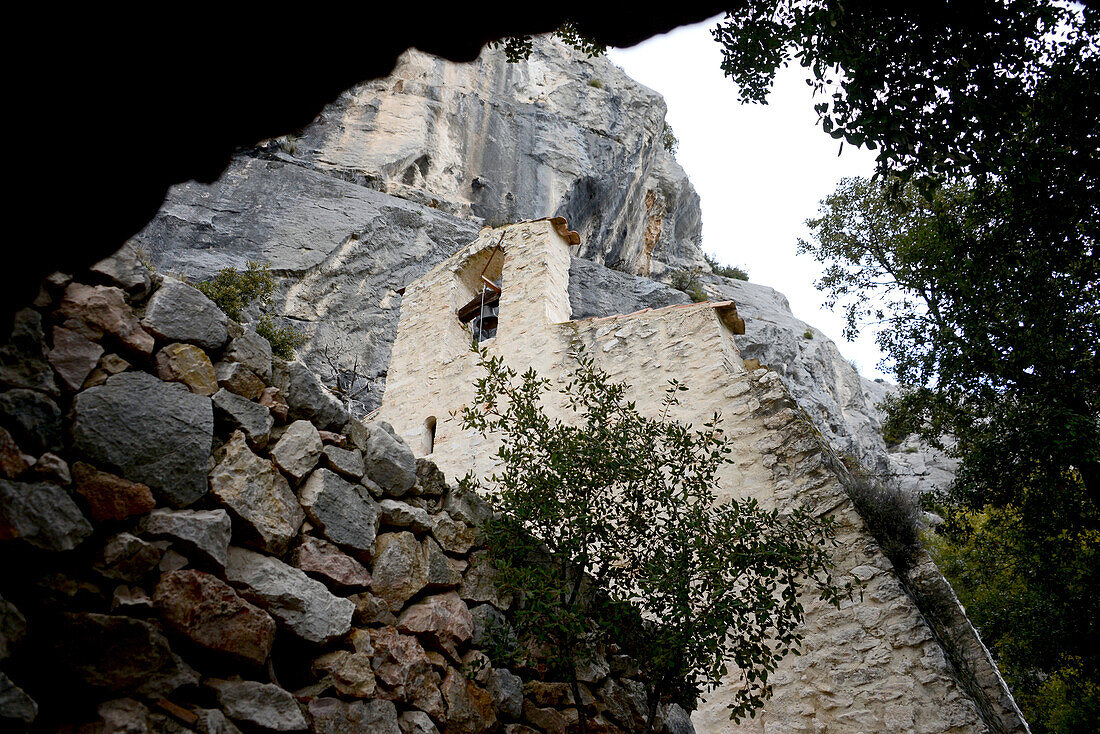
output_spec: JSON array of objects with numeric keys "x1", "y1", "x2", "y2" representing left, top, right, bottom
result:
[
  {"x1": 460, "y1": 350, "x2": 848, "y2": 731},
  {"x1": 661, "y1": 121, "x2": 679, "y2": 155},
  {"x1": 317, "y1": 335, "x2": 377, "y2": 413},
  {"x1": 195, "y1": 261, "x2": 306, "y2": 359}
]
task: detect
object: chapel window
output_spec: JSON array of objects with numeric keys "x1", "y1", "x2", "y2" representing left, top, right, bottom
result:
[{"x1": 456, "y1": 245, "x2": 503, "y2": 344}]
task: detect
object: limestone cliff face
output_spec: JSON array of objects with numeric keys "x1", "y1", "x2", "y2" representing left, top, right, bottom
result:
[
  {"x1": 134, "y1": 35, "x2": 946, "y2": 497},
  {"x1": 135, "y1": 38, "x2": 704, "y2": 416},
  {"x1": 290, "y1": 38, "x2": 706, "y2": 277}
]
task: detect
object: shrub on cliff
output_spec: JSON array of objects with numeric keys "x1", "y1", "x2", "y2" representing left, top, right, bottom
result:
[
  {"x1": 669, "y1": 269, "x2": 707, "y2": 303},
  {"x1": 195, "y1": 261, "x2": 306, "y2": 359},
  {"x1": 703, "y1": 252, "x2": 749, "y2": 281},
  {"x1": 460, "y1": 349, "x2": 849, "y2": 731}
]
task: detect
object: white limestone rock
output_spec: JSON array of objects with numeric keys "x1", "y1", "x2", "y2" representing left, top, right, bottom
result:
[
  {"x1": 270, "y1": 419, "x2": 324, "y2": 481},
  {"x1": 210, "y1": 432, "x2": 304, "y2": 555}
]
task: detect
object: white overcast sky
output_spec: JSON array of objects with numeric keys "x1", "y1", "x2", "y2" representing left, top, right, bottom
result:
[{"x1": 608, "y1": 15, "x2": 890, "y2": 380}]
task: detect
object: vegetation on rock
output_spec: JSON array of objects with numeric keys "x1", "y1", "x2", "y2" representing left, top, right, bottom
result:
[
  {"x1": 661, "y1": 121, "x2": 678, "y2": 155},
  {"x1": 460, "y1": 349, "x2": 849, "y2": 730},
  {"x1": 836, "y1": 458, "x2": 922, "y2": 572},
  {"x1": 195, "y1": 261, "x2": 306, "y2": 359},
  {"x1": 489, "y1": 21, "x2": 606, "y2": 63},
  {"x1": 669, "y1": 269, "x2": 707, "y2": 303},
  {"x1": 703, "y1": 252, "x2": 748, "y2": 281}
]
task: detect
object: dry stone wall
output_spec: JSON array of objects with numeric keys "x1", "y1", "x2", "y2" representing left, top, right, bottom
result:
[{"x1": 0, "y1": 247, "x2": 690, "y2": 733}]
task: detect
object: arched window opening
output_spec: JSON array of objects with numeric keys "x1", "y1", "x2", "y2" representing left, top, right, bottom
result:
[
  {"x1": 456, "y1": 244, "x2": 503, "y2": 344},
  {"x1": 424, "y1": 416, "x2": 437, "y2": 455}
]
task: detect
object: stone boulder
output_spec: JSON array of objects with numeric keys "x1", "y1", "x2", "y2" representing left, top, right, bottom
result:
[
  {"x1": 1, "y1": 308, "x2": 59, "y2": 395},
  {"x1": 369, "y1": 626, "x2": 444, "y2": 719},
  {"x1": 194, "y1": 708, "x2": 244, "y2": 734},
  {"x1": 372, "y1": 531, "x2": 430, "y2": 611},
  {"x1": 72, "y1": 461, "x2": 156, "y2": 522},
  {"x1": 155, "y1": 570, "x2": 276, "y2": 665},
  {"x1": 56, "y1": 613, "x2": 197, "y2": 697},
  {"x1": 431, "y1": 511, "x2": 476, "y2": 555},
  {"x1": 49, "y1": 325, "x2": 104, "y2": 391},
  {"x1": 0, "y1": 427, "x2": 32, "y2": 479},
  {"x1": 380, "y1": 498, "x2": 432, "y2": 533},
  {"x1": 459, "y1": 551, "x2": 515, "y2": 611},
  {"x1": 82, "y1": 698, "x2": 154, "y2": 732},
  {"x1": 270, "y1": 420, "x2": 323, "y2": 481},
  {"x1": 426, "y1": 537, "x2": 463, "y2": 589},
  {"x1": 469, "y1": 604, "x2": 516, "y2": 651},
  {"x1": 397, "y1": 591, "x2": 474, "y2": 660},
  {"x1": 349, "y1": 422, "x2": 416, "y2": 497},
  {"x1": 441, "y1": 668, "x2": 497, "y2": 734},
  {"x1": 94, "y1": 532, "x2": 162, "y2": 582},
  {"x1": 0, "y1": 596, "x2": 27, "y2": 661},
  {"x1": 90, "y1": 241, "x2": 153, "y2": 297},
  {"x1": 323, "y1": 445, "x2": 364, "y2": 480},
  {"x1": 55, "y1": 283, "x2": 154, "y2": 357},
  {"x1": 31, "y1": 453, "x2": 70, "y2": 484},
  {"x1": 307, "y1": 697, "x2": 401, "y2": 734},
  {"x1": 224, "y1": 546, "x2": 353, "y2": 644},
  {"x1": 0, "y1": 389, "x2": 62, "y2": 454},
  {"x1": 0, "y1": 671, "x2": 37, "y2": 725},
  {"x1": 212, "y1": 389, "x2": 274, "y2": 448},
  {"x1": 443, "y1": 482, "x2": 492, "y2": 528},
  {"x1": 298, "y1": 469, "x2": 379, "y2": 556},
  {"x1": 399, "y1": 710, "x2": 440, "y2": 734},
  {"x1": 216, "y1": 361, "x2": 266, "y2": 400},
  {"x1": 349, "y1": 592, "x2": 398, "y2": 627},
  {"x1": 0, "y1": 479, "x2": 92, "y2": 551},
  {"x1": 272, "y1": 360, "x2": 348, "y2": 431},
  {"x1": 139, "y1": 508, "x2": 232, "y2": 569},
  {"x1": 155, "y1": 342, "x2": 219, "y2": 396},
  {"x1": 313, "y1": 650, "x2": 378, "y2": 698},
  {"x1": 210, "y1": 432, "x2": 304, "y2": 555},
  {"x1": 141, "y1": 279, "x2": 228, "y2": 350},
  {"x1": 225, "y1": 327, "x2": 273, "y2": 382},
  {"x1": 259, "y1": 386, "x2": 289, "y2": 423},
  {"x1": 207, "y1": 678, "x2": 307, "y2": 732},
  {"x1": 489, "y1": 668, "x2": 523, "y2": 720},
  {"x1": 289, "y1": 535, "x2": 372, "y2": 591},
  {"x1": 73, "y1": 371, "x2": 213, "y2": 507}
]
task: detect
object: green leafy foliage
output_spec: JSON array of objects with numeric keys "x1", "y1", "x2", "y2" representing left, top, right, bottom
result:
[
  {"x1": 712, "y1": 1, "x2": 1082, "y2": 183},
  {"x1": 587, "y1": 78, "x2": 604, "y2": 89},
  {"x1": 195, "y1": 261, "x2": 306, "y2": 359},
  {"x1": 490, "y1": 21, "x2": 606, "y2": 63},
  {"x1": 194, "y1": 260, "x2": 276, "y2": 322},
  {"x1": 669, "y1": 269, "x2": 707, "y2": 303},
  {"x1": 460, "y1": 350, "x2": 848, "y2": 729},
  {"x1": 661, "y1": 121, "x2": 678, "y2": 155},
  {"x1": 798, "y1": 42, "x2": 1100, "y2": 723},
  {"x1": 256, "y1": 315, "x2": 307, "y2": 360},
  {"x1": 927, "y1": 507, "x2": 1100, "y2": 733},
  {"x1": 703, "y1": 252, "x2": 748, "y2": 281}
]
